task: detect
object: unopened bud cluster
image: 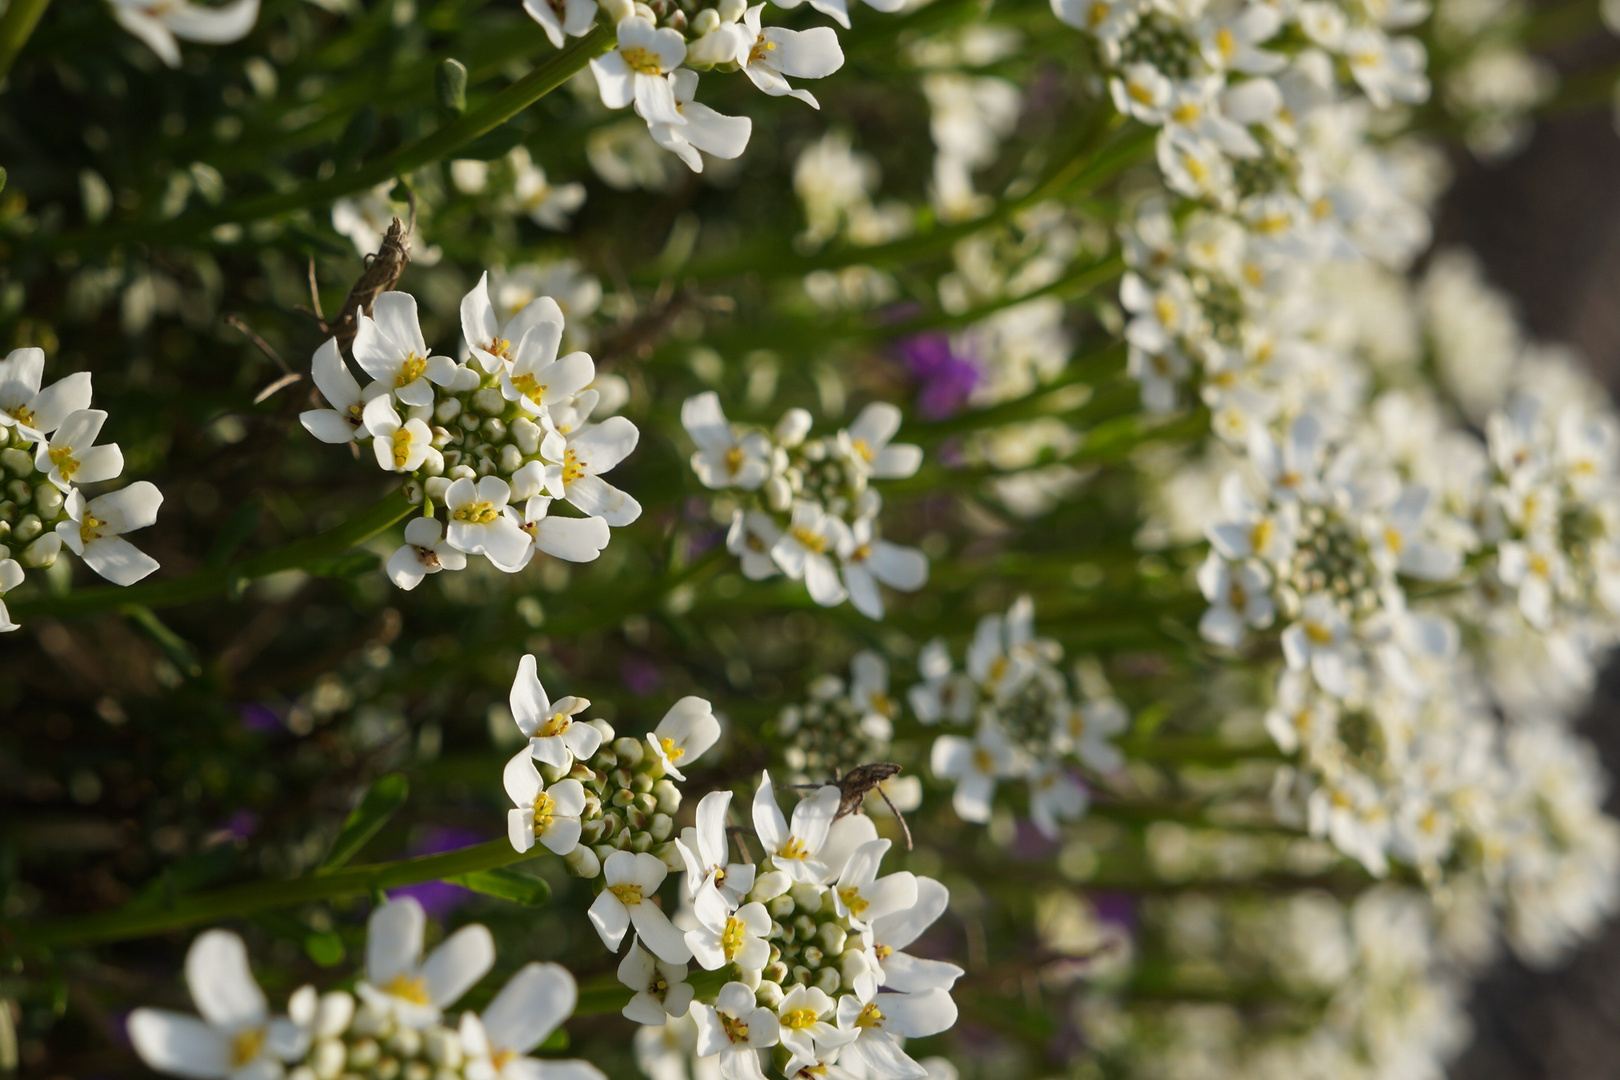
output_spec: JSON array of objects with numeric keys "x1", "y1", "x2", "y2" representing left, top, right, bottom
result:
[
  {"x1": 775, "y1": 651, "x2": 896, "y2": 785},
  {"x1": 543, "y1": 722, "x2": 684, "y2": 876}
]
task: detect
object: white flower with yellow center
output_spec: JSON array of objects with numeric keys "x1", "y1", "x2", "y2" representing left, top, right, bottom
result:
[
  {"x1": 589, "y1": 850, "x2": 693, "y2": 964},
  {"x1": 838, "y1": 402, "x2": 922, "y2": 480},
  {"x1": 445, "y1": 475, "x2": 533, "y2": 571},
  {"x1": 361, "y1": 394, "x2": 438, "y2": 474},
  {"x1": 351, "y1": 292, "x2": 458, "y2": 409},
  {"x1": 683, "y1": 391, "x2": 773, "y2": 491},
  {"x1": 727, "y1": 509, "x2": 784, "y2": 580},
  {"x1": 509, "y1": 653, "x2": 603, "y2": 768},
  {"x1": 831, "y1": 838, "x2": 916, "y2": 930},
  {"x1": 539, "y1": 415, "x2": 644, "y2": 527},
  {"x1": 460, "y1": 273, "x2": 569, "y2": 376},
  {"x1": 735, "y1": 4, "x2": 844, "y2": 109},
  {"x1": 0, "y1": 348, "x2": 90, "y2": 445},
  {"x1": 832, "y1": 989, "x2": 956, "y2": 1080},
  {"x1": 35, "y1": 408, "x2": 123, "y2": 492},
  {"x1": 620, "y1": 939, "x2": 696, "y2": 1025},
  {"x1": 1280, "y1": 592, "x2": 1358, "y2": 698},
  {"x1": 55, "y1": 482, "x2": 163, "y2": 586},
  {"x1": 356, "y1": 898, "x2": 495, "y2": 1028},
  {"x1": 645, "y1": 71, "x2": 754, "y2": 174},
  {"x1": 645, "y1": 695, "x2": 721, "y2": 781},
  {"x1": 862, "y1": 876, "x2": 963, "y2": 999},
  {"x1": 506, "y1": 145, "x2": 589, "y2": 232},
  {"x1": 774, "y1": 986, "x2": 850, "y2": 1076},
  {"x1": 692, "y1": 981, "x2": 781, "y2": 1080},
  {"x1": 504, "y1": 748, "x2": 587, "y2": 856},
  {"x1": 685, "y1": 898, "x2": 771, "y2": 972},
  {"x1": 522, "y1": 0, "x2": 596, "y2": 48},
  {"x1": 505, "y1": 495, "x2": 613, "y2": 570},
  {"x1": 751, "y1": 770, "x2": 840, "y2": 884},
  {"x1": 128, "y1": 930, "x2": 311, "y2": 1080},
  {"x1": 839, "y1": 515, "x2": 928, "y2": 621},
  {"x1": 676, "y1": 789, "x2": 759, "y2": 910},
  {"x1": 386, "y1": 516, "x2": 468, "y2": 591},
  {"x1": 929, "y1": 720, "x2": 1019, "y2": 824},
  {"x1": 458, "y1": 963, "x2": 607, "y2": 1080},
  {"x1": 771, "y1": 501, "x2": 850, "y2": 607},
  {"x1": 299, "y1": 338, "x2": 388, "y2": 445},
  {"x1": 498, "y1": 316, "x2": 596, "y2": 416},
  {"x1": 589, "y1": 16, "x2": 688, "y2": 127}
]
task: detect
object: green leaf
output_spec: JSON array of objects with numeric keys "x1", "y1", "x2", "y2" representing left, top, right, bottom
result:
[
  {"x1": 252, "y1": 911, "x2": 346, "y2": 968},
  {"x1": 319, "y1": 773, "x2": 409, "y2": 872},
  {"x1": 304, "y1": 550, "x2": 381, "y2": 579},
  {"x1": 436, "y1": 58, "x2": 468, "y2": 113},
  {"x1": 122, "y1": 605, "x2": 202, "y2": 678},
  {"x1": 337, "y1": 105, "x2": 379, "y2": 171},
  {"x1": 445, "y1": 866, "x2": 551, "y2": 907},
  {"x1": 206, "y1": 498, "x2": 263, "y2": 567}
]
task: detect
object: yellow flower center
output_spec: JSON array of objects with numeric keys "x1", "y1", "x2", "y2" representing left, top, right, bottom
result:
[
  {"x1": 660, "y1": 736, "x2": 686, "y2": 763},
  {"x1": 532, "y1": 791, "x2": 556, "y2": 834},
  {"x1": 1250, "y1": 517, "x2": 1274, "y2": 553},
  {"x1": 79, "y1": 512, "x2": 106, "y2": 544},
  {"x1": 721, "y1": 916, "x2": 748, "y2": 960},
  {"x1": 1304, "y1": 620, "x2": 1335, "y2": 645},
  {"x1": 397, "y1": 354, "x2": 427, "y2": 387},
  {"x1": 782, "y1": 1008, "x2": 819, "y2": 1030},
  {"x1": 725, "y1": 446, "x2": 745, "y2": 474},
  {"x1": 1216, "y1": 26, "x2": 1237, "y2": 60},
  {"x1": 851, "y1": 437, "x2": 875, "y2": 463},
  {"x1": 748, "y1": 35, "x2": 776, "y2": 64},
  {"x1": 391, "y1": 426, "x2": 414, "y2": 468},
  {"x1": 7, "y1": 405, "x2": 34, "y2": 428},
  {"x1": 1171, "y1": 102, "x2": 1200, "y2": 123},
  {"x1": 1087, "y1": 0, "x2": 1108, "y2": 23},
  {"x1": 874, "y1": 943, "x2": 893, "y2": 959},
  {"x1": 609, "y1": 883, "x2": 644, "y2": 905},
  {"x1": 453, "y1": 500, "x2": 499, "y2": 523},
  {"x1": 776, "y1": 836, "x2": 809, "y2": 861},
  {"x1": 383, "y1": 972, "x2": 432, "y2": 1004},
  {"x1": 510, "y1": 372, "x2": 546, "y2": 404},
  {"x1": 855, "y1": 1003, "x2": 885, "y2": 1029},
  {"x1": 973, "y1": 747, "x2": 995, "y2": 774},
  {"x1": 838, "y1": 886, "x2": 869, "y2": 918},
  {"x1": 561, "y1": 448, "x2": 588, "y2": 485},
  {"x1": 49, "y1": 445, "x2": 80, "y2": 480},
  {"x1": 230, "y1": 1028, "x2": 265, "y2": 1068},
  {"x1": 490, "y1": 336, "x2": 513, "y2": 360},
  {"x1": 1128, "y1": 80, "x2": 1157, "y2": 105},
  {"x1": 538, "y1": 711, "x2": 572, "y2": 738},
  {"x1": 621, "y1": 45, "x2": 665, "y2": 74},
  {"x1": 791, "y1": 527, "x2": 827, "y2": 554}
]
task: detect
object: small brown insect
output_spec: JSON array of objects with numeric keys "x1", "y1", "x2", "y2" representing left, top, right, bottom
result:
[
  {"x1": 793, "y1": 763, "x2": 912, "y2": 850},
  {"x1": 301, "y1": 205, "x2": 414, "y2": 352}
]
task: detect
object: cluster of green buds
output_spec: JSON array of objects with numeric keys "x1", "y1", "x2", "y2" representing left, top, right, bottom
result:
[
  {"x1": 774, "y1": 651, "x2": 897, "y2": 786},
  {"x1": 750, "y1": 873, "x2": 874, "y2": 1000},
  {"x1": 543, "y1": 722, "x2": 685, "y2": 876},
  {"x1": 296, "y1": 996, "x2": 467, "y2": 1080}
]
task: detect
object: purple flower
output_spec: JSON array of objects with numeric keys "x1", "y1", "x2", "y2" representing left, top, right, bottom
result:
[
  {"x1": 238, "y1": 703, "x2": 282, "y2": 733},
  {"x1": 621, "y1": 655, "x2": 663, "y2": 697},
  {"x1": 896, "y1": 332, "x2": 979, "y2": 420},
  {"x1": 387, "y1": 826, "x2": 484, "y2": 918}
]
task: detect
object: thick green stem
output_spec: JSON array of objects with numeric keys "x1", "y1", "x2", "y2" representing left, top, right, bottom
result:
[
  {"x1": 0, "y1": 0, "x2": 51, "y2": 83},
  {"x1": 47, "y1": 25, "x2": 614, "y2": 252},
  {"x1": 17, "y1": 838, "x2": 527, "y2": 949},
  {"x1": 9, "y1": 488, "x2": 414, "y2": 622}
]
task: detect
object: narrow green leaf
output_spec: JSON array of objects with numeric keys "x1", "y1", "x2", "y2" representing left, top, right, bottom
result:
[
  {"x1": 320, "y1": 774, "x2": 409, "y2": 872},
  {"x1": 122, "y1": 605, "x2": 202, "y2": 678},
  {"x1": 252, "y1": 911, "x2": 346, "y2": 968},
  {"x1": 206, "y1": 498, "x2": 263, "y2": 567},
  {"x1": 445, "y1": 866, "x2": 551, "y2": 907}
]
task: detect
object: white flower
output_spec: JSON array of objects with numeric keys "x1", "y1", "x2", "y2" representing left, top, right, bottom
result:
[
  {"x1": 0, "y1": 348, "x2": 90, "y2": 443},
  {"x1": 589, "y1": 850, "x2": 693, "y2": 964},
  {"x1": 1196, "y1": 553, "x2": 1275, "y2": 647},
  {"x1": 106, "y1": 0, "x2": 258, "y2": 69},
  {"x1": 684, "y1": 392, "x2": 773, "y2": 490},
  {"x1": 128, "y1": 930, "x2": 307, "y2": 1080},
  {"x1": 774, "y1": 986, "x2": 850, "y2": 1076},
  {"x1": 459, "y1": 963, "x2": 606, "y2": 1080},
  {"x1": 362, "y1": 395, "x2": 438, "y2": 474},
  {"x1": 300, "y1": 338, "x2": 385, "y2": 444},
  {"x1": 930, "y1": 721, "x2": 1018, "y2": 824},
  {"x1": 55, "y1": 483, "x2": 163, "y2": 586},
  {"x1": 540, "y1": 416, "x2": 644, "y2": 526},
  {"x1": 1053, "y1": 697, "x2": 1127, "y2": 773},
  {"x1": 728, "y1": 510, "x2": 783, "y2": 580},
  {"x1": 620, "y1": 940, "x2": 696, "y2": 1025},
  {"x1": 772, "y1": 501, "x2": 850, "y2": 607},
  {"x1": 499, "y1": 322, "x2": 595, "y2": 418},
  {"x1": 736, "y1": 5, "x2": 844, "y2": 109},
  {"x1": 1499, "y1": 535, "x2": 1566, "y2": 629},
  {"x1": 840, "y1": 403, "x2": 923, "y2": 479},
  {"x1": 1027, "y1": 762, "x2": 1087, "y2": 839},
  {"x1": 351, "y1": 292, "x2": 458, "y2": 408},
  {"x1": 646, "y1": 71, "x2": 753, "y2": 173},
  {"x1": 840, "y1": 516, "x2": 928, "y2": 620},
  {"x1": 676, "y1": 789, "x2": 759, "y2": 910},
  {"x1": 1281, "y1": 593, "x2": 1357, "y2": 698},
  {"x1": 507, "y1": 496, "x2": 613, "y2": 568},
  {"x1": 752, "y1": 771, "x2": 841, "y2": 883},
  {"x1": 865, "y1": 877, "x2": 963, "y2": 996},
  {"x1": 831, "y1": 838, "x2": 917, "y2": 929},
  {"x1": 1364, "y1": 486, "x2": 1461, "y2": 581},
  {"x1": 1345, "y1": 28, "x2": 1429, "y2": 108},
  {"x1": 692, "y1": 982, "x2": 781, "y2": 1080},
  {"x1": 1198, "y1": 5, "x2": 1284, "y2": 74},
  {"x1": 590, "y1": 16, "x2": 688, "y2": 126},
  {"x1": 907, "y1": 639, "x2": 976, "y2": 725},
  {"x1": 356, "y1": 899, "x2": 495, "y2": 1028},
  {"x1": 446, "y1": 475, "x2": 533, "y2": 571},
  {"x1": 522, "y1": 0, "x2": 597, "y2": 48},
  {"x1": 646, "y1": 696, "x2": 721, "y2": 781},
  {"x1": 461, "y1": 273, "x2": 566, "y2": 375},
  {"x1": 832, "y1": 991, "x2": 956, "y2": 1080},
  {"x1": 0, "y1": 559, "x2": 24, "y2": 633},
  {"x1": 387, "y1": 517, "x2": 469, "y2": 590},
  {"x1": 506, "y1": 147, "x2": 589, "y2": 231},
  {"x1": 770, "y1": 0, "x2": 903, "y2": 31},
  {"x1": 504, "y1": 748, "x2": 587, "y2": 856},
  {"x1": 685, "y1": 899, "x2": 772, "y2": 972},
  {"x1": 35, "y1": 408, "x2": 122, "y2": 492},
  {"x1": 509, "y1": 653, "x2": 603, "y2": 768}
]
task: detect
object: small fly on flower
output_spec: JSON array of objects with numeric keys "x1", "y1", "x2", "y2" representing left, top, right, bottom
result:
[{"x1": 790, "y1": 762, "x2": 913, "y2": 850}]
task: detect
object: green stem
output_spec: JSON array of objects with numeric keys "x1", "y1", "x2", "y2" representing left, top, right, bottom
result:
[
  {"x1": 46, "y1": 24, "x2": 614, "y2": 252},
  {"x1": 0, "y1": 0, "x2": 50, "y2": 83},
  {"x1": 17, "y1": 838, "x2": 526, "y2": 948},
  {"x1": 8, "y1": 487, "x2": 414, "y2": 622}
]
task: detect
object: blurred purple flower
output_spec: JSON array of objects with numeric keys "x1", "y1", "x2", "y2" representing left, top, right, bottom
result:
[
  {"x1": 1089, "y1": 890, "x2": 1137, "y2": 934},
  {"x1": 239, "y1": 703, "x2": 282, "y2": 733},
  {"x1": 622, "y1": 655, "x2": 663, "y2": 697},
  {"x1": 896, "y1": 332, "x2": 978, "y2": 420},
  {"x1": 388, "y1": 826, "x2": 483, "y2": 917}
]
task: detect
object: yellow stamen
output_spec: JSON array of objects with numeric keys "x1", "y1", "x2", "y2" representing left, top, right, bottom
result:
[
  {"x1": 609, "y1": 883, "x2": 644, "y2": 905},
  {"x1": 782, "y1": 1008, "x2": 820, "y2": 1030},
  {"x1": 791, "y1": 527, "x2": 827, "y2": 554},
  {"x1": 776, "y1": 836, "x2": 809, "y2": 861},
  {"x1": 49, "y1": 445, "x2": 80, "y2": 480},
  {"x1": 230, "y1": 1028, "x2": 265, "y2": 1068},
  {"x1": 383, "y1": 973, "x2": 432, "y2": 1004},
  {"x1": 660, "y1": 736, "x2": 686, "y2": 763},
  {"x1": 79, "y1": 513, "x2": 106, "y2": 544},
  {"x1": 838, "y1": 886, "x2": 869, "y2": 918},
  {"x1": 453, "y1": 500, "x2": 499, "y2": 524},
  {"x1": 561, "y1": 448, "x2": 588, "y2": 485},
  {"x1": 396, "y1": 354, "x2": 427, "y2": 388}
]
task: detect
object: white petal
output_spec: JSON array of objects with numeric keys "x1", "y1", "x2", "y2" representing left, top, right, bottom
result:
[
  {"x1": 482, "y1": 962, "x2": 576, "y2": 1055},
  {"x1": 422, "y1": 923, "x2": 496, "y2": 1008}
]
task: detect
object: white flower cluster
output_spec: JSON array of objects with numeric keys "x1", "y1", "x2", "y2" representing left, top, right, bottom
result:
[
  {"x1": 915, "y1": 597, "x2": 1128, "y2": 838},
  {"x1": 682, "y1": 392, "x2": 928, "y2": 619},
  {"x1": 298, "y1": 277, "x2": 639, "y2": 592},
  {"x1": 0, "y1": 347, "x2": 164, "y2": 631},
  {"x1": 774, "y1": 651, "x2": 914, "y2": 800},
  {"x1": 129, "y1": 902, "x2": 604, "y2": 1080},
  {"x1": 539, "y1": 0, "x2": 899, "y2": 176}
]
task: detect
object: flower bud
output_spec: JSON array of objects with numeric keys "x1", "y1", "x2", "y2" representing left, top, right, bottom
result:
[
  {"x1": 789, "y1": 883, "x2": 823, "y2": 914},
  {"x1": 775, "y1": 408, "x2": 813, "y2": 447},
  {"x1": 764, "y1": 960, "x2": 789, "y2": 984},
  {"x1": 33, "y1": 483, "x2": 62, "y2": 517},
  {"x1": 692, "y1": 7, "x2": 719, "y2": 32},
  {"x1": 423, "y1": 1026, "x2": 463, "y2": 1067},
  {"x1": 565, "y1": 845, "x2": 602, "y2": 878},
  {"x1": 0, "y1": 448, "x2": 28, "y2": 476},
  {"x1": 819, "y1": 923, "x2": 847, "y2": 956},
  {"x1": 613, "y1": 736, "x2": 645, "y2": 766},
  {"x1": 649, "y1": 812, "x2": 674, "y2": 841},
  {"x1": 499, "y1": 443, "x2": 523, "y2": 474},
  {"x1": 629, "y1": 831, "x2": 654, "y2": 853},
  {"x1": 717, "y1": 0, "x2": 745, "y2": 20},
  {"x1": 751, "y1": 870, "x2": 791, "y2": 902},
  {"x1": 794, "y1": 914, "x2": 817, "y2": 940},
  {"x1": 589, "y1": 717, "x2": 617, "y2": 742},
  {"x1": 769, "y1": 894, "x2": 796, "y2": 919},
  {"x1": 801, "y1": 945, "x2": 824, "y2": 968},
  {"x1": 310, "y1": 1039, "x2": 347, "y2": 1080},
  {"x1": 347, "y1": 1039, "x2": 381, "y2": 1070},
  {"x1": 755, "y1": 980, "x2": 785, "y2": 1008},
  {"x1": 472, "y1": 388, "x2": 505, "y2": 416},
  {"x1": 601, "y1": 0, "x2": 634, "y2": 21},
  {"x1": 403, "y1": 1062, "x2": 433, "y2": 1080},
  {"x1": 386, "y1": 1026, "x2": 422, "y2": 1059},
  {"x1": 594, "y1": 842, "x2": 619, "y2": 863},
  {"x1": 512, "y1": 416, "x2": 541, "y2": 454},
  {"x1": 435, "y1": 397, "x2": 462, "y2": 423},
  {"x1": 23, "y1": 530, "x2": 59, "y2": 567},
  {"x1": 816, "y1": 966, "x2": 843, "y2": 996},
  {"x1": 765, "y1": 476, "x2": 792, "y2": 513}
]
